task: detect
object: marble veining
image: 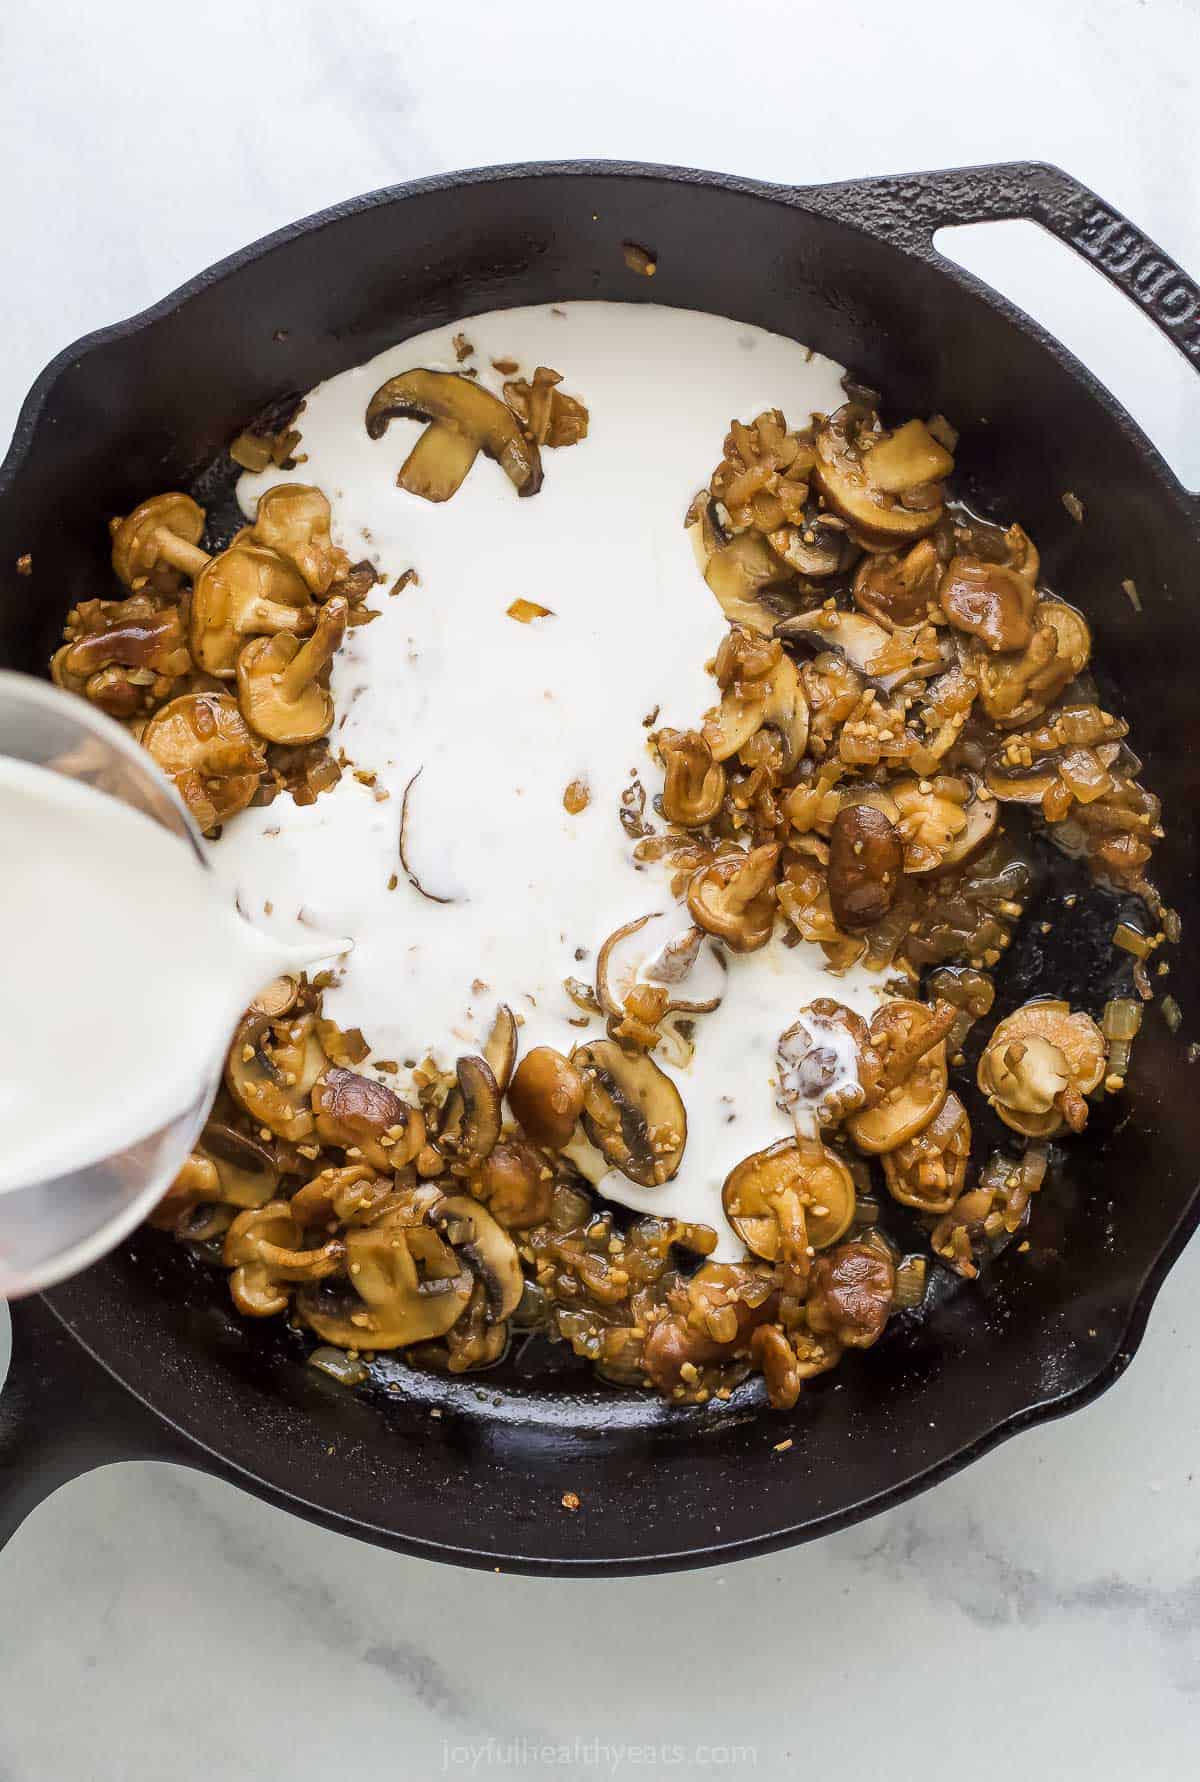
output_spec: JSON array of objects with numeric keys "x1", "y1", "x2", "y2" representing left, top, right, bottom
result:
[{"x1": 2, "y1": 0, "x2": 1200, "y2": 1776}]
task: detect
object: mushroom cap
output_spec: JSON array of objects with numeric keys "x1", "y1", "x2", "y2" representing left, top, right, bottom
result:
[
  {"x1": 827, "y1": 802, "x2": 904, "y2": 931},
  {"x1": 299, "y1": 1211, "x2": 473, "y2": 1350},
  {"x1": 854, "y1": 537, "x2": 942, "y2": 630},
  {"x1": 142, "y1": 690, "x2": 265, "y2": 831},
  {"x1": 882, "y1": 1091, "x2": 971, "y2": 1214},
  {"x1": 426, "y1": 1191, "x2": 524, "y2": 1322},
  {"x1": 312, "y1": 1065, "x2": 414, "y2": 1171},
  {"x1": 251, "y1": 484, "x2": 349, "y2": 594},
  {"x1": 813, "y1": 408, "x2": 952, "y2": 548},
  {"x1": 657, "y1": 728, "x2": 726, "y2": 827},
  {"x1": 236, "y1": 632, "x2": 332, "y2": 744},
  {"x1": 225, "y1": 1010, "x2": 327, "y2": 1141},
  {"x1": 979, "y1": 999, "x2": 1105, "y2": 1137},
  {"x1": 223, "y1": 1201, "x2": 344, "y2": 1317},
  {"x1": 365, "y1": 369, "x2": 543, "y2": 499},
  {"x1": 190, "y1": 543, "x2": 314, "y2": 678},
  {"x1": 507, "y1": 1046, "x2": 586, "y2": 1151},
  {"x1": 939, "y1": 557, "x2": 1037, "y2": 654},
  {"x1": 570, "y1": 1039, "x2": 688, "y2": 1187},
  {"x1": 722, "y1": 1139, "x2": 855, "y2": 1260},
  {"x1": 687, "y1": 844, "x2": 779, "y2": 953},
  {"x1": 806, "y1": 1240, "x2": 895, "y2": 1348},
  {"x1": 111, "y1": 492, "x2": 205, "y2": 587},
  {"x1": 437, "y1": 1054, "x2": 503, "y2": 1171},
  {"x1": 848, "y1": 1000, "x2": 951, "y2": 1154}
]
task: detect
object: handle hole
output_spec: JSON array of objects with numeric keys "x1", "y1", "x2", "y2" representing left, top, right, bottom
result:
[{"x1": 935, "y1": 220, "x2": 1200, "y2": 490}]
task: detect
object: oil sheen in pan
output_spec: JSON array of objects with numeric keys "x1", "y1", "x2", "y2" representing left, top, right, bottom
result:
[{"x1": 217, "y1": 302, "x2": 889, "y2": 1252}]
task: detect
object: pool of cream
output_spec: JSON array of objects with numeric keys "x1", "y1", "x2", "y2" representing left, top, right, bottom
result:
[{"x1": 219, "y1": 302, "x2": 886, "y2": 1256}]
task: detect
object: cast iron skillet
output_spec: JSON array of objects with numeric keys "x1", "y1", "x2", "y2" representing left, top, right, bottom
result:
[{"x1": 1, "y1": 160, "x2": 1198, "y2": 1575}]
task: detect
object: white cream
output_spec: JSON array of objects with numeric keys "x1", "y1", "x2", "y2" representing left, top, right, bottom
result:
[
  {"x1": 223, "y1": 301, "x2": 886, "y2": 1257},
  {"x1": 0, "y1": 757, "x2": 339, "y2": 1193}
]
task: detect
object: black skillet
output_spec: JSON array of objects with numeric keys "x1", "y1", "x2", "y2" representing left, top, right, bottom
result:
[{"x1": 1, "y1": 160, "x2": 1198, "y2": 1575}]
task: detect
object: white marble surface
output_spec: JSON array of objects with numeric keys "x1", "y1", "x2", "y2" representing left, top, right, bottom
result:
[{"x1": 2, "y1": 0, "x2": 1199, "y2": 1775}]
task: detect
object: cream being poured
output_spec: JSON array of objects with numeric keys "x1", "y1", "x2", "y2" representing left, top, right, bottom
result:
[{"x1": 219, "y1": 301, "x2": 888, "y2": 1256}]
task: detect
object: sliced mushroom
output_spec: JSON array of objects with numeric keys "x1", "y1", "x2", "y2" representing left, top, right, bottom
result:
[
  {"x1": 759, "y1": 651, "x2": 810, "y2": 770},
  {"x1": 313, "y1": 1065, "x2": 422, "y2": 1170},
  {"x1": 502, "y1": 366, "x2": 589, "y2": 448},
  {"x1": 847, "y1": 999, "x2": 951, "y2": 1154},
  {"x1": 978, "y1": 999, "x2": 1105, "y2": 1137},
  {"x1": 110, "y1": 492, "x2": 208, "y2": 588},
  {"x1": 236, "y1": 596, "x2": 348, "y2": 744},
  {"x1": 887, "y1": 774, "x2": 970, "y2": 872},
  {"x1": 250, "y1": 484, "x2": 350, "y2": 594},
  {"x1": 189, "y1": 544, "x2": 314, "y2": 678},
  {"x1": 827, "y1": 803, "x2": 904, "y2": 931},
  {"x1": 703, "y1": 681, "x2": 771, "y2": 762},
  {"x1": 596, "y1": 911, "x2": 725, "y2": 1028},
  {"x1": 767, "y1": 520, "x2": 847, "y2": 577},
  {"x1": 223, "y1": 1202, "x2": 344, "y2": 1317},
  {"x1": 939, "y1": 557, "x2": 1036, "y2": 654},
  {"x1": 687, "y1": 844, "x2": 778, "y2": 953},
  {"x1": 480, "y1": 1003, "x2": 518, "y2": 1093},
  {"x1": 691, "y1": 523, "x2": 791, "y2": 636},
  {"x1": 290, "y1": 1163, "x2": 395, "y2": 1228},
  {"x1": 776, "y1": 1001, "x2": 875, "y2": 1139},
  {"x1": 977, "y1": 600, "x2": 1092, "y2": 727},
  {"x1": 508, "y1": 1046, "x2": 586, "y2": 1151},
  {"x1": 250, "y1": 975, "x2": 299, "y2": 1019},
  {"x1": 882, "y1": 1091, "x2": 971, "y2": 1214},
  {"x1": 426, "y1": 1191, "x2": 524, "y2": 1322},
  {"x1": 657, "y1": 728, "x2": 726, "y2": 826},
  {"x1": 143, "y1": 691, "x2": 266, "y2": 831},
  {"x1": 570, "y1": 1039, "x2": 687, "y2": 1187},
  {"x1": 723, "y1": 1138, "x2": 855, "y2": 1262},
  {"x1": 365, "y1": 369, "x2": 543, "y2": 500},
  {"x1": 812, "y1": 407, "x2": 953, "y2": 547},
  {"x1": 197, "y1": 1121, "x2": 280, "y2": 1209},
  {"x1": 776, "y1": 607, "x2": 920, "y2": 692},
  {"x1": 437, "y1": 1055, "x2": 502, "y2": 1170},
  {"x1": 225, "y1": 1010, "x2": 327, "y2": 1141},
  {"x1": 853, "y1": 537, "x2": 942, "y2": 630},
  {"x1": 298, "y1": 1210, "x2": 473, "y2": 1349},
  {"x1": 805, "y1": 1240, "x2": 895, "y2": 1348},
  {"x1": 474, "y1": 1140, "x2": 555, "y2": 1229}
]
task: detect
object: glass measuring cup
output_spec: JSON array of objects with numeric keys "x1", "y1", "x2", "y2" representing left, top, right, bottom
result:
[{"x1": 0, "y1": 671, "x2": 223, "y2": 1297}]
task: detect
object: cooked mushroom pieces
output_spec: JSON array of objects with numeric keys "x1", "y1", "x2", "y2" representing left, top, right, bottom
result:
[
  {"x1": 775, "y1": 1001, "x2": 873, "y2": 1138},
  {"x1": 847, "y1": 998, "x2": 953, "y2": 1154},
  {"x1": 299, "y1": 1208, "x2": 474, "y2": 1350},
  {"x1": 722, "y1": 1138, "x2": 855, "y2": 1263},
  {"x1": 805, "y1": 1240, "x2": 896, "y2": 1348},
  {"x1": 812, "y1": 406, "x2": 954, "y2": 547},
  {"x1": 142, "y1": 691, "x2": 266, "y2": 831},
  {"x1": 596, "y1": 910, "x2": 725, "y2": 1042},
  {"x1": 225, "y1": 1010, "x2": 327, "y2": 1142},
  {"x1": 189, "y1": 543, "x2": 314, "y2": 678},
  {"x1": 887, "y1": 774, "x2": 995, "y2": 873},
  {"x1": 977, "y1": 600, "x2": 1092, "y2": 727},
  {"x1": 570, "y1": 1039, "x2": 687, "y2": 1187},
  {"x1": 312, "y1": 1065, "x2": 422, "y2": 1169},
  {"x1": 236, "y1": 596, "x2": 348, "y2": 744},
  {"x1": 223, "y1": 1202, "x2": 344, "y2": 1317},
  {"x1": 51, "y1": 597, "x2": 193, "y2": 718},
  {"x1": 508, "y1": 1046, "x2": 586, "y2": 1151},
  {"x1": 776, "y1": 606, "x2": 924, "y2": 693},
  {"x1": 938, "y1": 557, "x2": 1036, "y2": 653},
  {"x1": 642, "y1": 1261, "x2": 776, "y2": 1399},
  {"x1": 437, "y1": 1054, "x2": 503, "y2": 1171},
  {"x1": 882, "y1": 1091, "x2": 971, "y2": 1214},
  {"x1": 110, "y1": 491, "x2": 208, "y2": 589},
  {"x1": 249, "y1": 485, "x2": 350, "y2": 594},
  {"x1": 656, "y1": 728, "x2": 726, "y2": 826},
  {"x1": 502, "y1": 366, "x2": 589, "y2": 448},
  {"x1": 365, "y1": 369, "x2": 543, "y2": 500},
  {"x1": 195, "y1": 1122, "x2": 280, "y2": 1209},
  {"x1": 827, "y1": 802, "x2": 903, "y2": 931},
  {"x1": 473, "y1": 1140, "x2": 555, "y2": 1229},
  {"x1": 425, "y1": 1191, "x2": 524, "y2": 1322},
  {"x1": 978, "y1": 999, "x2": 1105, "y2": 1136},
  {"x1": 853, "y1": 537, "x2": 942, "y2": 630},
  {"x1": 687, "y1": 843, "x2": 779, "y2": 953},
  {"x1": 691, "y1": 521, "x2": 791, "y2": 637}
]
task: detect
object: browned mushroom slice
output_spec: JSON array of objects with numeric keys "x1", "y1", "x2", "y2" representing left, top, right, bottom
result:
[
  {"x1": 250, "y1": 485, "x2": 350, "y2": 594},
  {"x1": 198, "y1": 1121, "x2": 280, "y2": 1209},
  {"x1": 478, "y1": 1003, "x2": 518, "y2": 1094},
  {"x1": 142, "y1": 691, "x2": 266, "y2": 831},
  {"x1": 776, "y1": 1001, "x2": 876, "y2": 1138},
  {"x1": 938, "y1": 557, "x2": 1036, "y2": 654},
  {"x1": 813, "y1": 407, "x2": 953, "y2": 547},
  {"x1": 723, "y1": 1138, "x2": 855, "y2": 1262},
  {"x1": 882, "y1": 1091, "x2": 971, "y2": 1213},
  {"x1": 508, "y1": 1046, "x2": 586, "y2": 1150},
  {"x1": 596, "y1": 912, "x2": 726, "y2": 1028},
  {"x1": 827, "y1": 803, "x2": 904, "y2": 931},
  {"x1": 313, "y1": 1065, "x2": 422, "y2": 1170},
  {"x1": 502, "y1": 366, "x2": 589, "y2": 448},
  {"x1": 290, "y1": 1163, "x2": 394, "y2": 1229},
  {"x1": 236, "y1": 596, "x2": 348, "y2": 744},
  {"x1": 759, "y1": 652, "x2": 810, "y2": 770},
  {"x1": 225, "y1": 1010, "x2": 327, "y2": 1142},
  {"x1": 110, "y1": 492, "x2": 208, "y2": 588},
  {"x1": 299, "y1": 1211, "x2": 473, "y2": 1349},
  {"x1": 977, "y1": 600, "x2": 1092, "y2": 728},
  {"x1": 805, "y1": 1240, "x2": 895, "y2": 1347},
  {"x1": 687, "y1": 844, "x2": 779, "y2": 953},
  {"x1": 688, "y1": 508, "x2": 790, "y2": 636},
  {"x1": 570, "y1": 1039, "x2": 687, "y2": 1187},
  {"x1": 438, "y1": 1054, "x2": 503, "y2": 1170},
  {"x1": 767, "y1": 520, "x2": 847, "y2": 577},
  {"x1": 223, "y1": 1202, "x2": 344, "y2": 1317},
  {"x1": 847, "y1": 1000, "x2": 951, "y2": 1154},
  {"x1": 189, "y1": 543, "x2": 314, "y2": 678},
  {"x1": 250, "y1": 975, "x2": 299, "y2": 1019},
  {"x1": 365, "y1": 369, "x2": 543, "y2": 499},
  {"x1": 702, "y1": 680, "x2": 772, "y2": 762},
  {"x1": 853, "y1": 537, "x2": 942, "y2": 630},
  {"x1": 978, "y1": 999, "x2": 1105, "y2": 1137},
  {"x1": 657, "y1": 728, "x2": 725, "y2": 826},
  {"x1": 426, "y1": 1191, "x2": 524, "y2": 1321},
  {"x1": 887, "y1": 774, "x2": 975, "y2": 872},
  {"x1": 776, "y1": 607, "x2": 921, "y2": 691}
]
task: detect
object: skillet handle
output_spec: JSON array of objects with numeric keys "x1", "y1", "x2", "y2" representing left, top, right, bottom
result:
[
  {"x1": 804, "y1": 160, "x2": 1200, "y2": 377},
  {"x1": 0, "y1": 1295, "x2": 195, "y2": 1553}
]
